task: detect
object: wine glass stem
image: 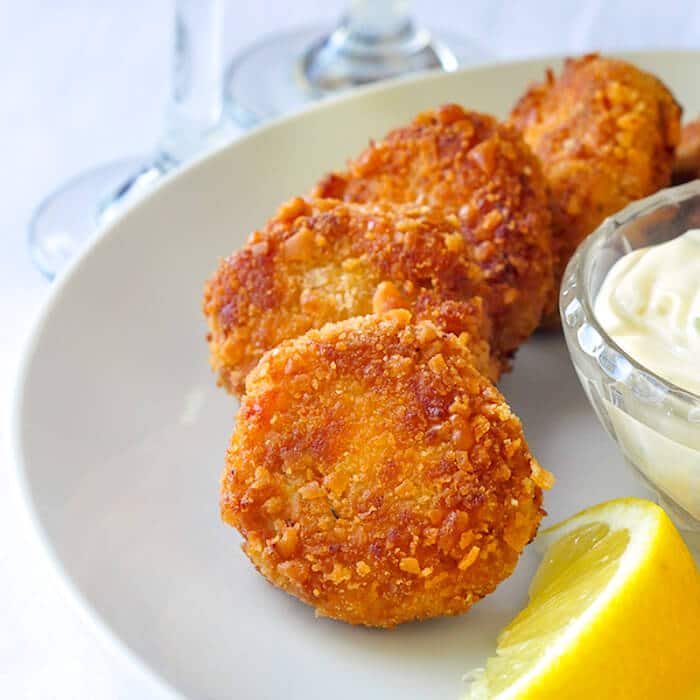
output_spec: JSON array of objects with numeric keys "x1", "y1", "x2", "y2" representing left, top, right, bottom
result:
[
  {"x1": 159, "y1": 0, "x2": 226, "y2": 165},
  {"x1": 344, "y1": 0, "x2": 413, "y2": 38},
  {"x1": 99, "y1": 0, "x2": 229, "y2": 221}
]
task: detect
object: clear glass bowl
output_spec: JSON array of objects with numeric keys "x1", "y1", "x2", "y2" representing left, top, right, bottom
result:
[{"x1": 560, "y1": 181, "x2": 700, "y2": 550}]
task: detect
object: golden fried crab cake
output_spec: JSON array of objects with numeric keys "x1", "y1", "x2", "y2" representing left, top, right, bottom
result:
[
  {"x1": 220, "y1": 312, "x2": 552, "y2": 628},
  {"x1": 313, "y1": 104, "x2": 554, "y2": 364},
  {"x1": 204, "y1": 197, "x2": 498, "y2": 396},
  {"x1": 510, "y1": 53, "x2": 681, "y2": 311}
]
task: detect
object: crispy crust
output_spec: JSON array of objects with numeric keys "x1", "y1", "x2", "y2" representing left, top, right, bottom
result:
[
  {"x1": 312, "y1": 104, "x2": 554, "y2": 366},
  {"x1": 510, "y1": 53, "x2": 681, "y2": 317},
  {"x1": 203, "y1": 197, "x2": 498, "y2": 395},
  {"x1": 221, "y1": 313, "x2": 548, "y2": 627}
]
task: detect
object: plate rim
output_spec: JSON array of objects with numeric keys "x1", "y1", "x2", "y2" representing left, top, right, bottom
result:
[{"x1": 9, "y1": 48, "x2": 700, "y2": 698}]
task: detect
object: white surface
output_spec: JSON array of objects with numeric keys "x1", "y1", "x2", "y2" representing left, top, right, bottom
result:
[{"x1": 2, "y1": 3, "x2": 700, "y2": 698}]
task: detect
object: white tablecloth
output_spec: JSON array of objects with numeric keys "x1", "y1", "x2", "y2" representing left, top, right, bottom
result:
[{"x1": 2, "y1": 1, "x2": 699, "y2": 696}]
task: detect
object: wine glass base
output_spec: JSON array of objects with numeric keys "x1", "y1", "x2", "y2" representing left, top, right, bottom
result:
[
  {"x1": 28, "y1": 156, "x2": 174, "y2": 280},
  {"x1": 224, "y1": 25, "x2": 486, "y2": 127}
]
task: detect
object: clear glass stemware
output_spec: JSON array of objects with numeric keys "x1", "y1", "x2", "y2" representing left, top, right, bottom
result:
[
  {"x1": 225, "y1": 0, "x2": 482, "y2": 126},
  {"x1": 28, "y1": 0, "x2": 232, "y2": 280},
  {"x1": 30, "y1": 1, "x2": 479, "y2": 279}
]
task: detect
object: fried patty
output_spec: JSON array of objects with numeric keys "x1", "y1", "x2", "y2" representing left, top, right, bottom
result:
[
  {"x1": 220, "y1": 312, "x2": 551, "y2": 627},
  {"x1": 510, "y1": 53, "x2": 681, "y2": 318},
  {"x1": 313, "y1": 104, "x2": 554, "y2": 364},
  {"x1": 204, "y1": 198, "x2": 499, "y2": 395}
]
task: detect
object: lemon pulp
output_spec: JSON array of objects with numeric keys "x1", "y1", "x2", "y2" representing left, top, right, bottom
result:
[
  {"x1": 463, "y1": 499, "x2": 700, "y2": 700},
  {"x1": 485, "y1": 524, "x2": 628, "y2": 694}
]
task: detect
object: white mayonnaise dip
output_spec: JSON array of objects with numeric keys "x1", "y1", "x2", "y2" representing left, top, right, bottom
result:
[
  {"x1": 595, "y1": 228, "x2": 700, "y2": 394},
  {"x1": 594, "y1": 229, "x2": 700, "y2": 522}
]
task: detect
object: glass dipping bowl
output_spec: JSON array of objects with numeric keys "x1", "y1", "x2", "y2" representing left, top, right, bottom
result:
[{"x1": 560, "y1": 181, "x2": 700, "y2": 551}]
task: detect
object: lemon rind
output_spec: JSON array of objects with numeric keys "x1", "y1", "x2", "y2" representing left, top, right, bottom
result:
[{"x1": 468, "y1": 498, "x2": 662, "y2": 700}]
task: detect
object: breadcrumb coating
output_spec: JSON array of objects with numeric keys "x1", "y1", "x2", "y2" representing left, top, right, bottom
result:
[
  {"x1": 312, "y1": 104, "x2": 554, "y2": 367},
  {"x1": 510, "y1": 54, "x2": 681, "y2": 317},
  {"x1": 204, "y1": 197, "x2": 498, "y2": 395},
  {"x1": 221, "y1": 313, "x2": 549, "y2": 627}
]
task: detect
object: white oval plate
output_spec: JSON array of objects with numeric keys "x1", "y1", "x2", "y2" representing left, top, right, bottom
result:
[{"x1": 11, "y1": 52, "x2": 698, "y2": 700}]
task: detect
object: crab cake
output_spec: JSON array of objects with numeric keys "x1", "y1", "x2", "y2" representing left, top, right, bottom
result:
[
  {"x1": 313, "y1": 104, "x2": 554, "y2": 364},
  {"x1": 220, "y1": 312, "x2": 551, "y2": 628},
  {"x1": 204, "y1": 197, "x2": 498, "y2": 396},
  {"x1": 510, "y1": 53, "x2": 681, "y2": 317}
]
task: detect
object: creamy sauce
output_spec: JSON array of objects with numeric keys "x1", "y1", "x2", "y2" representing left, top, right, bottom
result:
[
  {"x1": 595, "y1": 228, "x2": 700, "y2": 394},
  {"x1": 594, "y1": 229, "x2": 700, "y2": 522}
]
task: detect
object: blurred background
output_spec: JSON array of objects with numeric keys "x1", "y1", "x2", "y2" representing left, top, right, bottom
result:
[{"x1": 2, "y1": 1, "x2": 700, "y2": 696}]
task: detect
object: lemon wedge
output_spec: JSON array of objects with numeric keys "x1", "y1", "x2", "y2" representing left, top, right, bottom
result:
[{"x1": 463, "y1": 498, "x2": 700, "y2": 699}]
